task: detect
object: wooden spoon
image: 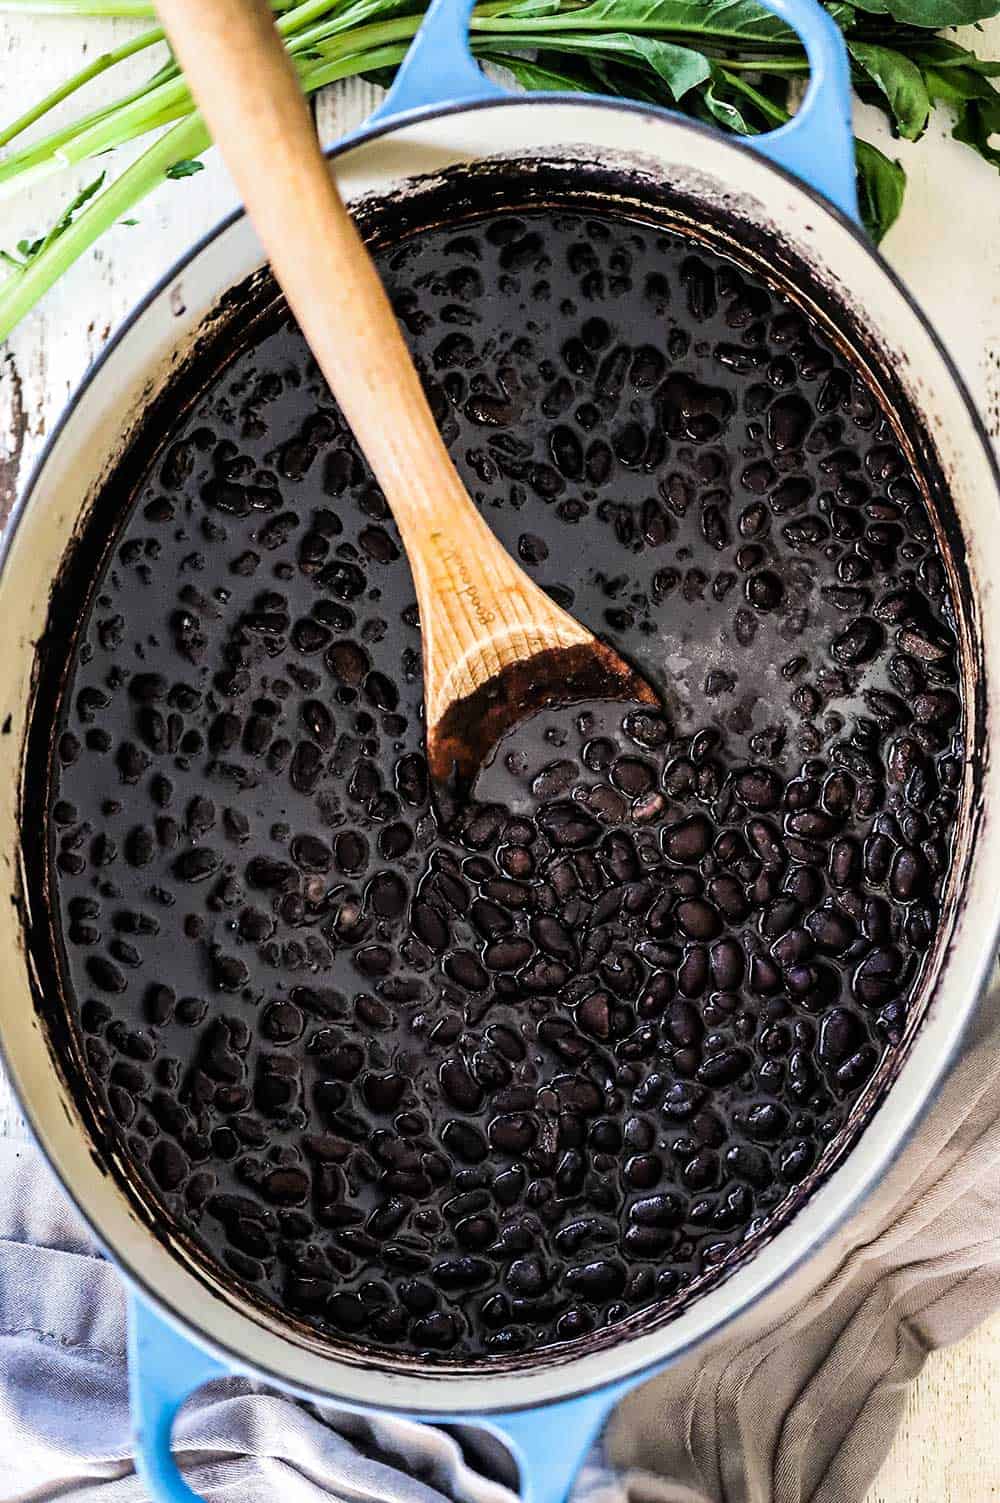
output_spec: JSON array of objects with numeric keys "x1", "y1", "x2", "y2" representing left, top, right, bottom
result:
[{"x1": 155, "y1": 0, "x2": 658, "y2": 803}]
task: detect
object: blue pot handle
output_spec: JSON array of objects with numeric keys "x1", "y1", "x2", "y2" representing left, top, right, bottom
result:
[
  {"x1": 128, "y1": 1290, "x2": 637, "y2": 1503},
  {"x1": 128, "y1": 1294, "x2": 229, "y2": 1503},
  {"x1": 369, "y1": 0, "x2": 505, "y2": 121},
  {"x1": 478, "y1": 1383, "x2": 634, "y2": 1503},
  {"x1": 372, "y1": 0, "x2": 859, "y2": 223},
  {"x1": 746, "y1": 0, "x2": 859, "y2": 221}
]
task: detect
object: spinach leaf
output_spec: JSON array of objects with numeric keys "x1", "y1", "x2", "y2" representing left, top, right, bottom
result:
[
  {"x1": 849, "y1": 40, "x2": 931, "y2": 137},
  {"x1": 909, "y1": 37, "x2": 1000, "y2": 73},
  {"x1": 924, "y1": 61, "x2": 1000, "y2": 166},
  {"x1": 485, "y1": 0, "x2": 800, "y2": 44},
  {"x1": 874, "y1": 0, "x2": 1000, "y2": 22},
  {"x1": 855, "y1": 138, "x2": 907, "y2": 239},
  {"x1": 486, "y1": 53, "x2": 593, "y2": 90},
  {"x1": 951, "y1": 90, "x2": 1000, "y2": 167},
  {"x1": 702, "y1": 73, "x2": 757, "y2": 132},
  {"x1": 477, "y1": 28, "x2": 712, "y2": 97},
  {"x1": 165, "y1": 158, "x2": 205, "y2": 179}
]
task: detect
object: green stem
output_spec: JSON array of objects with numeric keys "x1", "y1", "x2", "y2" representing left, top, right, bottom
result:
[
  {"x1": 718, "y1": 65, "x2": 792, "y2": 122},
  {"x1": 296, "y1": 38, "x2": 409, "y2": 91},
  {"x1": 709, "y1": 54, "x2": 808, "y2": 72},
  {"x1": 0, "y1": 24, "x2": 165, "y2": 148},
  {"x1": 274, "y1": 0, "x2": 362, "y2": 36},
  {"x1": 284, "y1": 0, "x2": 416, "y2": 54},
  {"x1": 469, "y1": 9, "x2": 800, "y2": 42},
  {"x1": 0, "y1": 0, "x2": 293, "y2": 10},
  {"x1": 0, "y1": 41, "x2": 403, "y2": 340},
  {"x1": 0, "y1": 64, "x2": 184, "y2": 178},
  {"x1": 0, "y1": 0, "x2": 388, "y2": 187},
  {"x1": 0, "y1": 0, "x2": 153, "y2": 11},
  {"x1": 0, "y1": 114, "x2": 207, "y2": 340},
  {"x1": 0, "y1": 71, "x2": 191, "y2": 188}
]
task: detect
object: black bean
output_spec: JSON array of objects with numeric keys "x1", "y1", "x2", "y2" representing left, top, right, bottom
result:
[
  {"x1": 696, "y1": 1048, "x2": 750, "y2": 1087},
  {"x1": 736, "y1": 767, "x2": 782, "y2": 810},
  {"x1": 676, "y1": 898, "x2": 721, "y2": 940},
  {"x1": 832, "y1": 616, "x2": 884, "y2": 666},
  {"x1": 441, "y1": 1119, "x2": 488, "y2": 1163},
  {"x1": 746, "y1": 570, "x2": 784, "y2": 612},
  {"x1": 610, "y1": 758, "x2": 656, "y2": 797},
  {"x1": 291, "y1": 834, "x2": 332, "y2": 873},
  {"x1": 538, "y1": 802, "x2": 600, "y2": 849},
  {"x1": 531, "y1": 914, "x2": 577, "y2": 965},
  {"x1": 657, "y1": 816, "x2": 709, "y2": 875},
  {"x1": 172, "y1": 848, "x2": 220, "y2": 884},
  {"x1": 565, "y1": 1259, "x2": 626, "y2": 1299},
  {"x1": 444, "y1": 950, "x2": 488, "y2": 992}
]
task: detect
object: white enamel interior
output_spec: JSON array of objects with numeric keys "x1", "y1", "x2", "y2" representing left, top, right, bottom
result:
[{"x1": 2, "y1": 98, "x2": 999, "y2": 1417}]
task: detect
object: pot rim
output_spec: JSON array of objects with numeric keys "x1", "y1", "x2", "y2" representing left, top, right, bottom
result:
[{"x1": 4, "y1": 91, "x2": 999, "y2": 1415}]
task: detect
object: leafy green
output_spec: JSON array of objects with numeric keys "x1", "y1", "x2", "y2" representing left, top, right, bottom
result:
[
  {"x1": 924, "y1": 58, "x2": 1000, "y2": 163},
  {"x1": 910, "y1": 36, "x2": 1000, "y2": 72},
  {"x1": 3, "y1": 0, "x2": 1000, "y2": 338},
  {"x1": 951, "y1": 89, "x2": 1000, "y2": 167},
  {"x1": 479, "y1": 28, "x2": 712, "y2": 96},
  {"x1": 488, "y1": 53, "x2": 594, "y2": 90},
  {"x1": 875, "y1": 0, "x2": 1000, "y2": 22},
  {"x1": 849, "y1": 40, "x2": 931, "y2": 137},
  {"x1": 1, "y1": 171, "x2": 106, "y2": 271},
  {"x1": 484, "y1": 0, "x2": 802, "y2": 41},
  {"x1": 855, "y1": 138, "x2": 907, "y2": 238},
  {"x1": 164, "y1": 157, "x2": 205, "y2": 178},
  {"x1": 702, "y1": 70, "x2": 757, "y2": 131}
]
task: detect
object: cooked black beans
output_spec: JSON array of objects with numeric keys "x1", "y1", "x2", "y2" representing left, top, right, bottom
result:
[{"x1": 45, "y1": 208, "x2": 962, "y2": 1362}]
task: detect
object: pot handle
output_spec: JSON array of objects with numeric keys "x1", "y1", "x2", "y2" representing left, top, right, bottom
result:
[
  {"x1": 127, "y1": 1287, "x2": 632, "y2": 1503},
  {"x1": 127, "y1": 1293, "x2": 230, "y2": 1503},
  {"x1": 369, "y1": 0, "x2": 505, "y2": 121},
  {"x1": 476, "y1": 1383, "x2": 633, "y2": 1503},
  {"x1": 370, "y1": 0, "x2": 858, "y2": 224},
  {"x1": 740, "y1": 0, "x2": 859, "y2": 222}
]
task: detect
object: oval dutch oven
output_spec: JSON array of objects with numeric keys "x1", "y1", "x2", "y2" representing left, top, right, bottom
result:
[{"x1": 2, "y1": 0, "x2": 999, "y2": 1499}]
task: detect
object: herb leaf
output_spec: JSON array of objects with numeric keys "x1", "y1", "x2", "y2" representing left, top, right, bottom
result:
[
  {"x1": 924, "y1": 61, "x2": 1000, "y2": 166},
  {"x1": 849, "y1": 40, "x2": 931, "y2": 138},
  {"x1": 164, "y1": 157, "x2": 204, "y2": 179},
  {"x1": 855, "y1": 138, "x2": 907, "y2": 240},
  {"x1": 876, "y1": 0, "x2": 1000, "y2": 22},
  {"x1": 487, "y1": 0, "x2": 800, "y2": 43},
  {"x1": 2, "y1": 171, "x2": 106, "y2": 274},
  {"x1": 487, "y1": 54, "x2": 594, "y2": 91}
]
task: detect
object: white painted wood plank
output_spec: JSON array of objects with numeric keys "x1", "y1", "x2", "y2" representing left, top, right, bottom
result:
[
  {"x1": 0, "y1": 14, "x2": 241, "y2": 498},
  {"x1": 315, "y1": 73, "x2": 385, "y2": 146},
  {"x1": 866, "y1": 1310, "x2": 1000, "y2": 1503}
]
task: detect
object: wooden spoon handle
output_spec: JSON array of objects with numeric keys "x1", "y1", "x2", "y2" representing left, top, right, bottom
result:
[
  {"x1": 155, "y1": 0, "x2": 590, "y2": 726},
  {"x1": 154, "y1": 0, "x2": 453, "y2": 537}
]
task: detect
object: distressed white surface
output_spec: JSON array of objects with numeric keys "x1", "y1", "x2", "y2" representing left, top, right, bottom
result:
[{"x1": 2, "y1": 18, "x2": 1000, "y2": 1498}]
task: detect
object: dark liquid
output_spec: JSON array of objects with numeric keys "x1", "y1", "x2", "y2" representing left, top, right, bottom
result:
[{"x1": 46, "y1": 210, "x2": 963, "y2": 1358}]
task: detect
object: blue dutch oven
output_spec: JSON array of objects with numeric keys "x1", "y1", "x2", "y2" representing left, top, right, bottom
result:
[{"x1": 2, "y1": 0, "x2": 999, "y2": 1499}]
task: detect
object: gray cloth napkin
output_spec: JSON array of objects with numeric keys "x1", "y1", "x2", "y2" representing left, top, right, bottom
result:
[{"x1": 2, "y1": 981, "x2": 999, "y2": 1503}]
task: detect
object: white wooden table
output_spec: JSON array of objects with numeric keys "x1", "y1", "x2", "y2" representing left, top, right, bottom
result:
[{"x1": 2, "y1": 17, "x2": 999, "y2": 1499}]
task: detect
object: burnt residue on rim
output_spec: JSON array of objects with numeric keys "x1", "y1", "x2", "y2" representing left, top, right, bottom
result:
[{"x1": 16, "y1": 155, "x2": 984, "y2": 1380}]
